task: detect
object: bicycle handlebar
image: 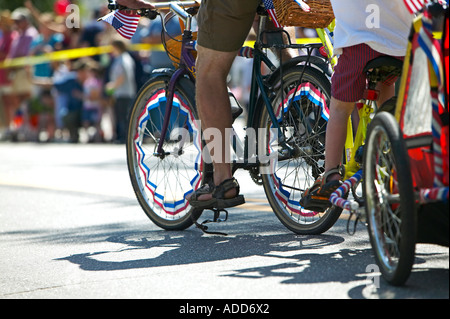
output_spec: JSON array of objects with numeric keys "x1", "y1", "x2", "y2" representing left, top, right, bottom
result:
[
  {"x1": 108, "y1": 0, "x2": 200, "y2": 12},
  {"x1": 107, "y1": 0, "x2": 200, "y2": 22}
]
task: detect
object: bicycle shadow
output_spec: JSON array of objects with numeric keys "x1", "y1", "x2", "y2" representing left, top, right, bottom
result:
[
  {"x1": 54, "y1": 222, "x2": 377, "y2": 290},
  {"x1": 56, "y1": 230, "x2": 347, "y2": 273},
  {"x1": 52, "y1": 210, "x2": 448, "y2": 298}
]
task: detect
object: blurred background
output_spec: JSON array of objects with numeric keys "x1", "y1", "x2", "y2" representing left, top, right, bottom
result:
[
  {"x1": 0, "y1": 0, "x2": 316, "y2": 144},
  {"x1": 0, "y1": 0, "x2": 183, "y2": 144}
]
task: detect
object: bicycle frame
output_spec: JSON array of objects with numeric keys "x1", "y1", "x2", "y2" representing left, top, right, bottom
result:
[
  {"x1": 122, "y1": 0, "x2": 355, "y2": 234},
  {"x1": 156, "y1": 8, "x2": 331, "y2": 169},
  {"x1": 147, "y1": 2, "x2": 197, "y2": 157}
]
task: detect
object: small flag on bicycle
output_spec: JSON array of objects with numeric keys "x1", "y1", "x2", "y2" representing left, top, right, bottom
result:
[
  {"x1": 99, "y1": 10, "x2": 140, "y2": 40},
  {"x1": 263, "y1": 0, "x2": 282, "y2": 28},
  {"x1": 403, "y1": 0, "x2": 425, "y2": 14}
]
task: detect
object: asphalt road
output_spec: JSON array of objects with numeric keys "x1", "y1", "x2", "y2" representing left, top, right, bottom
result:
[{"x1": 0, "y1": 142, "x2": 448, "y2": 301}]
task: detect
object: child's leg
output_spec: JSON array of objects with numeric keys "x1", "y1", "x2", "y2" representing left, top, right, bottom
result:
[
  {"x1": 300, "y1": 44, "x2": 402, "y2": 211},
  {"x1": 324, "y1": 97, "x2": 355, "y2": 182},
  {"x1": 324, "y1": 83, "x2": 395, "y2": 181}
]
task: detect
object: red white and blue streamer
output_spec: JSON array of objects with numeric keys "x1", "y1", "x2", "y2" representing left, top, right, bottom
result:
[
  {"x1": 269, "y1": 82, "x2": 330, "y2": 216},
  {"x1": 278, "y1": 82, "x2": 330, "y2": 121},
  {"x1": 134, "y1": 89, "x2": 202, "y2": 216},
  {"x1": 329, "y1": 170, "x2": 362, "y2": 211},
  {"x1": 419, "y1": 187, "x2": 449, "y2": 203},
  {"x1": 417, "y1": 11, "x2": 447, "y2": 187}
]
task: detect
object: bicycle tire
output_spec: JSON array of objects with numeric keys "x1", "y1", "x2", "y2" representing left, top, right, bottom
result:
[
  {"x1": 363, "y1": 112, "x2": 416, "y2": 286},
  {"x1": 126, "y1": 72, "x2": 203, "y2": 230},
  {"x1": 258, "y1": 65, "x2": 344, "y2": 234}
]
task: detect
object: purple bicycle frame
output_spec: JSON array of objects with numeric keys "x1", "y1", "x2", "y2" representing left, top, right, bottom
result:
[{"x1": 156, "y1": 34, "x2": 197, "y2": 156}]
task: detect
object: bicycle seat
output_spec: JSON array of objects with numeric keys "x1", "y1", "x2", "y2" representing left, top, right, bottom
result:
[
  {"x1": 364, "y1": 56, "x2": 403, "y2": 72},
  {"x1": 364, "y1": 56, "x2": 403, "y2": 84}
]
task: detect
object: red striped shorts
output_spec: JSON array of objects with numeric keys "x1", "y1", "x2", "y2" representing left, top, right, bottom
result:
[{"x1": 331, "y1": 43, "x2": 403, "y2": 102}]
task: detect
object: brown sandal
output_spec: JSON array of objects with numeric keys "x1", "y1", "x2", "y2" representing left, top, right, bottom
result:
[
  {"x1": 188, "y1": 177, "x2": 245, "y2": 209},
  {"x1": 300, "y1": 165, "x2": 344, "y2": 212}
]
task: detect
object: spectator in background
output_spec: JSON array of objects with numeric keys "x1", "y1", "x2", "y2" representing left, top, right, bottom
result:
[
  {"x1": 51, "y1": 60, "x2": 71, "y2": 140},
  {"x1": 106, "y1": 39, "x2": 136, "y2": 144},
  {"x1": 0, "y1": 10, "x2": 17, "y2": 134},
  {"x1": 25, "y1": 0, "x2": 80, "y2": 50},
  {"x1": 8, "y1": 8, "x2": 38, "y2": 60},
  {"x1": 80, "y1": 59, "x2": 104, "y2": 143},
  {"x1": 5, "y1": 7, "x2": 38, "y2": 139},
  {"x1": 28, "y1": 13, "x2": 64, "y2": 141},
  {"x1": 30, "y1": 13, "x2": 64, "y2": 79},
  {"x1": 53, "y1": 60, "x2": 84, "y2": 143}
]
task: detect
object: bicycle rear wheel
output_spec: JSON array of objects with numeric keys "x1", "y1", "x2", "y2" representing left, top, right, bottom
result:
[
  {"x1": 259, "y1": 65, "x2": 343, "y2": 234},
  {"x1": 126, "y1": 73, "x2": 203, "y2": 230},
  {"x1": 363, "y1": 112, "x2": 416, "y2": 286}
]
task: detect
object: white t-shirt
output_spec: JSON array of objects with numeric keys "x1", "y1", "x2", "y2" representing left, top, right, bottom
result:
[{"x1": 330, "y1": 0, "x2": 414, "y2": 56}]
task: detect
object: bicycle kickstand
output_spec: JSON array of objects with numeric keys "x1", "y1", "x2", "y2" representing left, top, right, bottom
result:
[{"x1": 192, "y1": 208, "x2": 229, "y2": 236}]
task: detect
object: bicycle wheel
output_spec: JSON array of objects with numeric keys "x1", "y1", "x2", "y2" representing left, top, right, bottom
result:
[
  {"x1": 259, "y1": 65, "x2": 343, "y2": 234},
  {"x1": 126, "y1": 72, "x2": 203, "y2": 230},
  {"x1": 363, "y1": 112, "x2": 416, "y2": 286}
]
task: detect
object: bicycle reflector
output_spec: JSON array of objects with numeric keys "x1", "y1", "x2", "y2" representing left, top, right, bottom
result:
[
  {"x1": 363, "y1": 89, "x2": 380, "y2": 101},
  {"x1": 319, "y1": 46, "x2": 329, "y2": 58}
]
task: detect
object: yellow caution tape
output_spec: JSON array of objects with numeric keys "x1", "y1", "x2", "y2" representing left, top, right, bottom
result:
[
  {"x1": 0, "y1": 43, "x2": 158, "y2": 69},
  {"x1": 0, "y1": 38, "x2": 321, "y2": 70}
]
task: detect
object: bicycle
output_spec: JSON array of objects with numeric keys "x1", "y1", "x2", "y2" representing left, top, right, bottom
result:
[
  {"x1": 363, "y1": 0, "x2": 449, "y2": 286},
  {"x1": 117, "y1": 0, "x2": 340, "y2": 235},
  {"x1": 298, "y1": 10, "x2": 406, "y2": 234},
  {"x1": 328, "y1": 56, "x2": 404, "y2": 234}
]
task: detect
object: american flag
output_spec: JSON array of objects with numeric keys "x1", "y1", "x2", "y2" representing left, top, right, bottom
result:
[
  {"x1": 403, "y1": 0, "x2": 425, "y2": 14},
  {"x1": 263, "y1": 0, "x2": 282, "y2": 28},
  {"x1": 99, "y1": 10, "x2": 140, "y2": 40}
]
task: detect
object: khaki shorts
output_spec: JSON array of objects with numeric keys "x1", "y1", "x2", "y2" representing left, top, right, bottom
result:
[
  {"x1": 197, "y1": 0, "x2": 260, "y2": 52},
  {"x1": 9, "y1": 69, "x2": 33, "y2": 95}
]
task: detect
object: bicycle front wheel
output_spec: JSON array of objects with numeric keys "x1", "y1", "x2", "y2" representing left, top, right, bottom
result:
[
  {"x1": 363, "y1": 112, "x2": 416, "y2": 286},
  {"x1": 259, "y1": 65, "x2": 343, "y2": 234},
  {"x1": 126, "y1": 73, "x2": 203, "y2": 230}
]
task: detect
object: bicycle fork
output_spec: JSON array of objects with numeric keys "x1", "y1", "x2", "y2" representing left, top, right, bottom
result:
[
  {"x1": 154, "y1": 69, "x2": 189, "y2": 158},
  {"x1": 344, "y1": 99, "x2": 374, "y2": 179}
]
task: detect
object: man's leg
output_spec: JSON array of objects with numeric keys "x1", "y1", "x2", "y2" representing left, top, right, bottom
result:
[{"x1": 195, "y1": 45, "x2": 238, "y2": 201}]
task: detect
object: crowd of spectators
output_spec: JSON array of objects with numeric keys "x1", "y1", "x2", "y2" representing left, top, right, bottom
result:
[
  {"x1": 0, "y1": 0, "x2": 316, "y2": 144},
  {"x1": 0, "y1": 0, "x2": 178, "y2": 143}
]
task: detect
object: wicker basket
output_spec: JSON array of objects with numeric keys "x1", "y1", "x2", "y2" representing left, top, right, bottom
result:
[
  {"x1": 165, "y1": 32, "x2": 198, "y2": 68},
  {"x1": 273, "y1": 0, "x2": 334, "y2": 29}
]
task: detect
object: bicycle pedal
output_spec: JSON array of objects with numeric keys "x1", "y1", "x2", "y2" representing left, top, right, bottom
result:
[{"x1": 300, "y1": 195, "x2": 331, "y2": 212}]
